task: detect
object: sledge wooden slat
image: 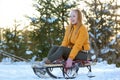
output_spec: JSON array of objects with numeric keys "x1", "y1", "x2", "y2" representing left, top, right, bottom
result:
[{"x1": 44, "y1": 64, "x2": 63, "y2": 67}]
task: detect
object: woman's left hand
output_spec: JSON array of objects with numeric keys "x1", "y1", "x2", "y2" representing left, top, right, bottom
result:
[{"x1": 66, "y1": 58, "x2": 73, "y2": 68}]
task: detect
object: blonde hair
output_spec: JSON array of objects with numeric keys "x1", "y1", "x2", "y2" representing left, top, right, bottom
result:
[{"x1": 68, "y1": 9, "x2": 83, "y2": 35}]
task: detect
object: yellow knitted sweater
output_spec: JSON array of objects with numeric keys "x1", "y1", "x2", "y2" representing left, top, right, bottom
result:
[{"x1": 61, "y1": 24, "x2": 90, "y2": 60}]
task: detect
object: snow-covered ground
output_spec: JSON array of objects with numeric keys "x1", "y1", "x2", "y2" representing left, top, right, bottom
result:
[{"x1": 0, "y1": 61, "x2": 120, "y2": 80}]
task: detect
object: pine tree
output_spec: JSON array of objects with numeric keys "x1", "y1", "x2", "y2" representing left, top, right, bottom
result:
[
  {"x1": 82, "y1": 0, "x2": 120, "y2": 66},
  {"x1": 29, "y1": 0, "x2": 79, "y2": 60},
  {"x1": 1, "y1": 20, "x2": 32, "y2": 61}
]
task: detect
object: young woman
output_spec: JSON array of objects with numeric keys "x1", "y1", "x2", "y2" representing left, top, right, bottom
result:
[{"x1": 42, "y1": 9, "x2": 90, "y2": 68}]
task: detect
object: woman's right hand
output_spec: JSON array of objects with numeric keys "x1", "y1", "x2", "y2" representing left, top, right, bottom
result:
[{"x1": 65, "y1": 58, "x2": 73, "y2": 68}]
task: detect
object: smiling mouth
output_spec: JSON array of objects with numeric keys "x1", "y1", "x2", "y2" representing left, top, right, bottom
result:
[{"x1": 71, "y1": 20, "x2": 75, "y2": 22}]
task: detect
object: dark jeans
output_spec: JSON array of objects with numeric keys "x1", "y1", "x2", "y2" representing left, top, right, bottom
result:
[{"x1": 47, "y1": 45, "x2": 89, "y2": 62}]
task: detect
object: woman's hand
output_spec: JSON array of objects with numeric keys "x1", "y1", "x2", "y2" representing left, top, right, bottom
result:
[{"x1": 66, "y1": 58, "x2": 73, "y2": 68}]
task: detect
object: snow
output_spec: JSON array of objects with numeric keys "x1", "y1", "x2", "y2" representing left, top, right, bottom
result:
[
  {"x1": 0, "y1": 61, "x2": 120, "y2": 80},
  {"x1": 101, "y1": 47, "x2": 110, "y2": 54},
  {"x1": 26, "y1": 50, "x2": 33, "y2": 55}
]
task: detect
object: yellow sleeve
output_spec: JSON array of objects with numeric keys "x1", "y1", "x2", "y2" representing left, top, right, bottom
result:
[
  {"x1": 68, "y1": 26, "x2": 88, "y2": 60},
  {"x1": 61, "y1": 26, "x2": 69, "y2": 47}
]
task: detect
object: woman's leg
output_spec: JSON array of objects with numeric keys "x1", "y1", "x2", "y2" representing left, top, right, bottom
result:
[
  {"x1": 47, "y1": 46, "x2": 71, "y2": 62},
  {"x1": 47, "y1": 46, "x2": 88, "y2": 61},
  {"x1": 74, "y1": 51, "x2": 88, "y2": 60},
  {"x1": 47, "y1": 45, "x2": 59, "y2": 58}
]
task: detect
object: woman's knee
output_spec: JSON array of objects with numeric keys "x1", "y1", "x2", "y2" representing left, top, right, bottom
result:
[{"x1": 52, "y1": 45, "x2": 59, "y2": 48}]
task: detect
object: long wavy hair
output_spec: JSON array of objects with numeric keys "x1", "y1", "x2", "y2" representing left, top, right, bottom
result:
[{"x1": 68, "y1": 9, "x2": 83, "y2": 38}]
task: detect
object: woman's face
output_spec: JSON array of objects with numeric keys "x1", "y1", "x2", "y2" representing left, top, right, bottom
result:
[{"x1": 70, "y1": 11, "x2": 78, "y2": 25}]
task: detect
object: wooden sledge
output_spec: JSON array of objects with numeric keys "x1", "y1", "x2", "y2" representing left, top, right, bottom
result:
[{"x1": 32, "y1": 59, "x2": 96, "y2": 79}]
